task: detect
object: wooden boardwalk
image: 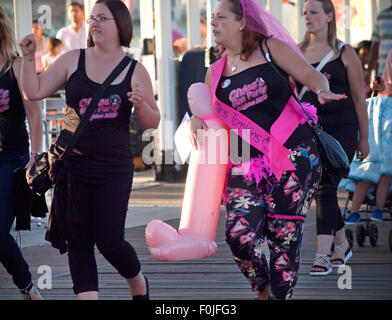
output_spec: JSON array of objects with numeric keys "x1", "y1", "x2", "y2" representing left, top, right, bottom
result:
[{"x1": 1, "y1": 183, "x2": 392, "y2": 300}]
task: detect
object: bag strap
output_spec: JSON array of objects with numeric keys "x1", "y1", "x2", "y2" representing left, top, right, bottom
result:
[
  {"x1": 298, "y1": 42, "x2": 345, "y2": 99},
  {"x1": 59, "y1": 54, "x2": 132, "y2": 161},
  {"x1": 0, "y1": 61, "x2": 10, "y2": 78},
  {"x1": 260, "y1": 40, "x2": 316, "y2": 127}
]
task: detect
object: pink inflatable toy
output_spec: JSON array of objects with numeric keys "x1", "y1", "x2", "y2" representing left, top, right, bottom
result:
[{"x1": 145, "y1": 83, "x2": 229, "y2": 261}]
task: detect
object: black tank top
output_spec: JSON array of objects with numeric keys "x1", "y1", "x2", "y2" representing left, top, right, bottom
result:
[
  {"x1": 56, "y1": 49, "x2": 136, "y2": 179},
  {"x1": 296, "y1": 46, "x2": 358, "y2": 126},
  {"x1": 217, "y1": 62, "x2": 313, "y2": 158},
  {"x1": 0, "y1": 61, "x2": 29, "y2": 154}
]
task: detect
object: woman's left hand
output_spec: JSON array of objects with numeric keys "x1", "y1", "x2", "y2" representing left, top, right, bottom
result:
[
  {"x1": 127, "y1": 83, "x2": 145, "y2": 109},
  {"x1": 318, "y1": 90, "x2": 347, "y2": 105},
  {"x1": 356, "y1": 138, "x2": 369, "y2": 162},
  {"x1": 25, "y1": 155, "x2": 36, "y2": 170}
]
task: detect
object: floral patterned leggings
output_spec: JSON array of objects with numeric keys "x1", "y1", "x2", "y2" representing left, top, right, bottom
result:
[{"x1": 224, "y1": 141, "x2": 321, "y2": 300}]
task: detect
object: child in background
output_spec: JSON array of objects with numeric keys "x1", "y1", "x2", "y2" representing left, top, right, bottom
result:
[
  {"x1": 346, "y1": 50, "x2": 392, "y2": 224},
  {"x1": 41, "y1": 37, "x2": 63, "y2": 71},
  {"x1": 356, "y1": 40, "x2": 373, "y2": 98}
]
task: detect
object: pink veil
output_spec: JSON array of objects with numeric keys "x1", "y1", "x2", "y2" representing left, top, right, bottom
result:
[{"x1": 239, "y1": 0, "x2": 304, "y2": 58}]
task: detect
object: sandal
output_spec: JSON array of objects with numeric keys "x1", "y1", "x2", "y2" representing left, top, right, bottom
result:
[
  {"x1": 20, "y1": 283, "x2": 42, "y2": 300},
  {"x1": 330, "y1": 238, "x2": 352, "y2": 268},
  {"x1": 309, "y1": 253, "x2": 332, "y2": 276}
]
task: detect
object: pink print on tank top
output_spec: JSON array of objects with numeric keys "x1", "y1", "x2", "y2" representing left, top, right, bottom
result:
[
  {"x1": 228, "y1": 77, "x2": 268, "y2": 111},
  {"x1": 79, "y1": 94, "x2": 122, "y2": 121},
  {"x1": 0, "y1": 89, "x2": 10, "y2": 113}
]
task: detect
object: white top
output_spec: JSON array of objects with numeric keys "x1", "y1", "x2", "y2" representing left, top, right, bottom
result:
[
  {"x1": 41, "y1": 53, "x2": 61, "y2": 70},
  {"x1": 56, "y1": 23, "x2": 87, "y2": 52}
]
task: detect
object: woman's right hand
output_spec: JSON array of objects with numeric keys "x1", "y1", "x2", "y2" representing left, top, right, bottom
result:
[
  {"x1": 370, "y1": 77, "x2": 385, "y2": 93},
  {"x1": 190, "y1": 115, "x2": 208, "y2": 149},
  {"x1": 19, "y1": 34, "x2": 37, "y2": 59}
]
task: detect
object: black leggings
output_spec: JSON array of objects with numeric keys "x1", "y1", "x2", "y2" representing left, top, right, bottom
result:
[
  {"x1": 316, "y1": 114, "x2": 358, "y2": 235},
  {"x1": 66, "y1": 175, "x2": 141, "y2": 294}
]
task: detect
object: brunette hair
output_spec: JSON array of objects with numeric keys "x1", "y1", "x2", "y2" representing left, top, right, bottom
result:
[
  {"x1": 87, "y1": 0, "x2": 133, "y2": 48},
  {"x1": 299, "y1": 0, "x2": 340, "y2": 52},
  {"x1": 70, "y1": 2, "x2": 84, "y2": 12},
  {"x1": 217, "y1": 0, "x2": 267, "y2": 61},
  {"x1": 46, "y1": 36, "x2": 63, "y2": 55}
]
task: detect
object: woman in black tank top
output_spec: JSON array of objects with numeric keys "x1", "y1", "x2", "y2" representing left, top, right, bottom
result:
[
  {"x1": 298, "y1": 0, "x2": 369, "y2": 276},
  {"x1": 0, "y1": 6, "x2": 43, "y2": 300},
  {"x1": 19, "y1": 1, "x2": 160, "y2": 300}
]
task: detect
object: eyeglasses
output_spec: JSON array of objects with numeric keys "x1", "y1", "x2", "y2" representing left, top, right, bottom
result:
[{"x1": 86, "y1": 16, "x2": 115, "y2": 24}]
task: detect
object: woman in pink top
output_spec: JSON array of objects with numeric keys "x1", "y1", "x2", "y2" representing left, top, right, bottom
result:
[{"x1": 32, "y1": 20, "x2": 47, "y2": 73}]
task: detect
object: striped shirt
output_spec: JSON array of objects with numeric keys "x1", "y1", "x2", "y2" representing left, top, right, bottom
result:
[{"x1": 371, "y1": 6, "x2": 392, "y2": 76}]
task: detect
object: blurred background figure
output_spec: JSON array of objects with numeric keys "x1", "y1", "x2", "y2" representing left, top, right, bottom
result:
[
  {"x1": 173, "y1": 37, "x2": 188, "y2": 56},
  {"x1": 371, "y1": 49, "x2": 392, "y2": 96},
  {"x1": 173, "y1": 17, "x2": 208, "y2": 57},
  {"x1": 356, "y1": 40, "x2": 373, "y2": 98},
  {"x1": 32, "y1": 19, "x2": 48, "y2": 74},
  {"x1": 346, "y1": 49, "x2": 392, "y2": 225},
  {"x1": 56, "y1": 2, "x2": 86, "y2": 52},
  {"x1": 365, "y1": 3, "x2": 392, "y2": 83},
  {"x1": 357, "y1": 40, "x2": 372, "y2": 71},
  {"x1": 41, "y1": 37, "x2": 63, "y2": 71},
  {"x1": 199, "y1": 17, "x2": 208, "y2": 47}
]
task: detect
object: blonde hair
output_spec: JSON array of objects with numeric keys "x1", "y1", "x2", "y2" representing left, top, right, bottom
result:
[
  {"x1": 0, "y1": 6, "x2": 17, "y2": 72},
  {"x1": 299, "y1": 0, "x2": 340, "y2": 52}
]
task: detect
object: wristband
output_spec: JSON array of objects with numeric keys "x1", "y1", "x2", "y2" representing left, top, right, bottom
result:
[{"x1": 317, "y1": 88, "x2": 330, "y2": 95}]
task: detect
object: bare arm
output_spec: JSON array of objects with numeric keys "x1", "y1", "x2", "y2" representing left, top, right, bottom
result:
[
  {"x1": 189, "y1": 68, "x2": 211, "y2": 148},
  {"x1": 13, "y1": 59, "x2": 43, "y2": 167},
  {"x1": 342, "y1": 45, "x2": 369, "y2": 160},
  {"x1": 127, "y1": 62, "x2": 160, "y2": 130},
  {"x1": 19, "y1": 34, "x2": 73, "y2": 100},
  {"x1": 266, "y1": 39, "x2": 346, "y2": 104},
  {"x1": 205, "y1": 68, "x2": 211, "y2": 87}
]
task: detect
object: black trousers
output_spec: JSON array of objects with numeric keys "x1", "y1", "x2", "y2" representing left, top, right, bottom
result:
[
  {"x1": 316, "y1": 111, "x2": 358, "y2": 235},
  {"x1": 66, "y1": 174, "x2": 141, "y2": 294}
]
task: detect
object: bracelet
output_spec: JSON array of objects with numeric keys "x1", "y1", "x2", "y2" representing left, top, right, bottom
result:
[
  {"x1": 31, "y1": 151, "x2": 42, "y2": 156},
  {"x1": 317, "y1": 88, "x2": 330, "y2": 95},
  {"x1": 23, "y1": 57, "x2": 34, "y2": 62}
]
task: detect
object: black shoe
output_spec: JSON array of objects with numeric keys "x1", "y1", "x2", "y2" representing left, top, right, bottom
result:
[{"x1": 133, "y1": 275, "x2": 149, "y2": 300}]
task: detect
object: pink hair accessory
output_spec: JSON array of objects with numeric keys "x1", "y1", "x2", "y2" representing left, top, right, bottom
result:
[{"x1": 239, "y1": 0, "x2": 304, "y2": 58}]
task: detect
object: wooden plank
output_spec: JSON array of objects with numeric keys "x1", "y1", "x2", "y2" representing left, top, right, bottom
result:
[{"x1": 1, "y1": 187, "x2": 392, "y2": 300}]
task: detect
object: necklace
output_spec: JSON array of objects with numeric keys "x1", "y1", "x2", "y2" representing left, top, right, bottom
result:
[{"x1": 229, "y1": 54, "x2": 241, "y2": 72}]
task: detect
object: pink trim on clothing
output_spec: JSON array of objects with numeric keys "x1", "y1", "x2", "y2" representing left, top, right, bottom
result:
[
  {"x1": 292, "y1": 101, "x2": 318, "y2": 125},
  {"x1": 238, "y1": 154, "x2": 273, "y2": 186},
  {"x1": 266, "y1": 214, "x2": 305, "y2": 221}
]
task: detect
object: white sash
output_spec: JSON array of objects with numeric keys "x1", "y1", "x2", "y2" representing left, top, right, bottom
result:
[{"x1": 299, "y1": 42, "x2": 346, "y2": 100}]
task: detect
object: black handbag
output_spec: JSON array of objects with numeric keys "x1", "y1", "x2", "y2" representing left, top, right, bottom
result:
[
  {"x1": 26, "y1": 55, "x2": 133, "y2": 195},
  {"x1": 259, "y1": 41, "x2": 350, "y2": 179}
]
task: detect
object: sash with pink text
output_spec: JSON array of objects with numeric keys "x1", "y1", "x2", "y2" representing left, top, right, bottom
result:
[{"x1": 211, "y1": 54, "x2": 304, "y2": 181}]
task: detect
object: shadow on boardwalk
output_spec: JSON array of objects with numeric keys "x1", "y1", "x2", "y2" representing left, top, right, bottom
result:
[{"x1": 0, "y1": 181, "x2": 391, "y2": 300}]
